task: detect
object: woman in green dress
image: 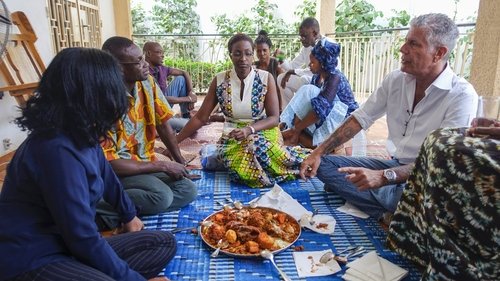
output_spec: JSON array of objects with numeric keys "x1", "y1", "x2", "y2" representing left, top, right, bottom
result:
[{"x1": 177, "y1": 33, "x2": 308, "y2": 188}]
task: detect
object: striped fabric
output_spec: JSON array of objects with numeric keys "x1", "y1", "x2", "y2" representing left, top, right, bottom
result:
[
  {"x1": 142, "y1": 171, "x2": 421, "y2": 280},
  {"x1": 8, "y1": 231, "x2": 175, "y2": 281}
]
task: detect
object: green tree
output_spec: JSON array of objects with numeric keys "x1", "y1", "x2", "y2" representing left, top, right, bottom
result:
[
  {"x1": 131, "y1": 3, "x2": 150, "y2": 35},
  {"x1": 150, "y1": 0, "x2": 202, "y2": 59},
  {"x1": 151, "y1": 0, "x2": 201, "y2": 35},
  {"x1": 211, "y1": 0, "x2": 290, "y2": 34},
  {"x1": 292, "y1": 0, "x2": 317, "y2": 31},
  {"x1": 335, "y1": 0, "x2": 384, "y2": 33},
  {"x1": 387, "y1": 9, "x2": 410, "y2": 28}
]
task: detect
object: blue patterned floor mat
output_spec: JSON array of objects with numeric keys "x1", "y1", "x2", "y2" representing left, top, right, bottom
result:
[{"x1": 141, "y1": 171, "x2": 421, "y2": 280}]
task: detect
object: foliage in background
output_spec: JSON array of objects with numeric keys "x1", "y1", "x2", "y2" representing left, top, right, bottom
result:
[
  {"x1": 211, "y1": 0, "x2": 290, "y2": 34},
  {"x1": 164, "y1": 58, "x2": 232, "y2": 92},
  {"x1": 152, "y1": 0, "x2": 201, "y2": 59},
  {"x1": 387, "y1": 10, "x2": 411, "y2": 28},
  {"x1": 131, "y1": 2, "x2": 149, "y2": 35},
  {"x1": 335, "y1": 0, "x2": 383, "y2": 33},
  {"x1": 292, "y1": 0, "x2": 317, "y2": 31}
]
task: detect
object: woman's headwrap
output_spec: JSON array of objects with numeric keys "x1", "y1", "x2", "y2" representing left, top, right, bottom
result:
[{"x1": 311, "y1": 38, "x2": 341, "y2": 75}]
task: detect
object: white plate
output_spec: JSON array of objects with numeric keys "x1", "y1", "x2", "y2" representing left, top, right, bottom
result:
[{"x1": 300, "y1": 214, "x2": 336, "y2": 234}]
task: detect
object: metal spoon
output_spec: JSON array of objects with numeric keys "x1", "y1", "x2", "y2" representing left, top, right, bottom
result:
[
  {"x1": 225, "y1": 198, "x2": 243, "y2": 209},
  {"x1": 309, "y1": 209, "x2": 320, "y2": 226},
  {"x1": 260, "y1": 250, "x2": 292, "y2": 281},
  {"x1": 319, "y1": 251, "x2": 334, "y2": 264},
  {"x1": 210, "y1": 239, "x2": 228, "y2": 258},
  {"x1": 319, "y1": 246, "x2": 366, "y2": 264},
  {"x1": 248, "y1": 193, "x2": 265, "y2": 208},
  {"x1": 170, "y1": 226, "x2": 196, "y2": 234}
]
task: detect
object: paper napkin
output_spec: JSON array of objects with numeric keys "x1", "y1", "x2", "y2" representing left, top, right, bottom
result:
[
  {"x1": 299, "y1": 214, "x2": 336, "y2": 234},
  {"x1": 252, "y1": 184, "x2": 312, "y2": 221},
  {"x1": 337, "y1": 201, "x2": 370, "y2": 219},
  {"x1": 344, "y1": 251, "x2": 408, "y2": 281},
  {"x1": 293, "y1": 250, "x2": 342, "y2": 278}
]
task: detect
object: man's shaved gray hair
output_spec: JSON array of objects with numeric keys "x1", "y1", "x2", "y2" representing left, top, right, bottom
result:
[{"x1": 410, "y1": 13, "x2": 459, "y2": 60}]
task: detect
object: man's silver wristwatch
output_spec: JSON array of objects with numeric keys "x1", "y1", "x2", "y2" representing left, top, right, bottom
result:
[{"x1": 383, "y1": 169, "x2": 397, "y2": 184}]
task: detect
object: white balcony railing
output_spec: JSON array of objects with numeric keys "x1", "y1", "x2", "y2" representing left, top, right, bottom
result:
[{"x1": 133, "y1": 24, "x2": 475, "y2": 102}]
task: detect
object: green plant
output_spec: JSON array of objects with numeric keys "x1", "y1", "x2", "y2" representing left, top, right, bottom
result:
[
  {"x1": 163, "y1": 58, "x2": 232, "y2": 93},
  {"x1": 335, "y1": 0, "x2": 383, "y2": 33}
]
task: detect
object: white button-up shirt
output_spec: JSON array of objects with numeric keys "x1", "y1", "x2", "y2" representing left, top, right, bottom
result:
[
  {"x1": 351, "y1": 64, "x2": 478, "y2": 164},
  {"x1": 280, "y1": 45, "x2": 313, "y2": 77}
]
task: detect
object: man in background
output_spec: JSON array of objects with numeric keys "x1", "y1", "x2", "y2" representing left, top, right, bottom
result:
[
  {"x1": 144, "y1": 41, "x2": 198, "y2": 131},
  {"x1": 277, "y1": 17, "x2": 322, "y2": 110}
]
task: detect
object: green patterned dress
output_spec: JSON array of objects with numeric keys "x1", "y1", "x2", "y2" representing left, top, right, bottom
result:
[
  {"x1": 214, "y1": 68, "x2": 309, "y2": 188},
  {"x1": 387, "y1": 127, "x2": 499, "y2": 280}
]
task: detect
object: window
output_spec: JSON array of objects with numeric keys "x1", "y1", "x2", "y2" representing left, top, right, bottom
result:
[{"x1": 46, "y1": 0, "x2": 101, "y2": 53}]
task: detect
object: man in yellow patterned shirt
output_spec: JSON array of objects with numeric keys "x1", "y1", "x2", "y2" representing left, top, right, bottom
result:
[{"x1": 97, "y1": 36, "x2": 197, "y2": 231}]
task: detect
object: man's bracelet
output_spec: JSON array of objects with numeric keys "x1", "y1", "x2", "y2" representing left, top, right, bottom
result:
[
  {"x1": 248, "y1": 125, "x2": 256, "y2": 134},
  {"x1": 187, "y1": 95, "x2": 193, "y2": 102}
]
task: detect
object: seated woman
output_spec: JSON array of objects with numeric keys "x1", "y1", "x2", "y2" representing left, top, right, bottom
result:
[
  {"x1": 177, "y1": 33, "x2": 309, "y2": 188},
  {"x1": 280, "y1": 38, "x2": 358, "y2": 148},
  {"x1": 254, "y1": 30, "x2": 284, "y2": 109},
  {"x1": 0, "y1": 48, "x2": 174, "y2": 281},
  {"x1": 387, "y1": 118, "x2": 499, "y2": 280}
]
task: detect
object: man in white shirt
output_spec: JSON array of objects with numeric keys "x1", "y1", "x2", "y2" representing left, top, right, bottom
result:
[
  {"x1": 277, "y1": 17, "x2": 322, "y2": 110},
  {"x1": 299, "y1": 13, "x2": 478, "y2": 221}
]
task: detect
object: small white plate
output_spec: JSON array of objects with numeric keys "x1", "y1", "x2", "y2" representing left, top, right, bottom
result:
[
  {"x1": 300, "y1": 214, "x2": 336, "y2": 234},
  {"x1": 293, "y1": 250, "x2": 341, "y2": 278}
]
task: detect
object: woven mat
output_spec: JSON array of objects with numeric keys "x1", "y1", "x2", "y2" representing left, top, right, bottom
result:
[
  {"x1": 155, "y1": 122, "x2": 224, "y2": 169},
  {"x1": 141, "y1": 171, "x2": 420, "y2": 281}
]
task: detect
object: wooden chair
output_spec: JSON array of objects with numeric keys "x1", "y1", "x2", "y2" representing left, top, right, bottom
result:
[{"x1": 0, "y1": 11, "x2": 45, "y2": 107}]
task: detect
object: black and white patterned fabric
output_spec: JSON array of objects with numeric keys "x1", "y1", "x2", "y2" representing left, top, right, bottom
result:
[{"x1": 387, "y1": 127, "x2": 500, "y2": 280}]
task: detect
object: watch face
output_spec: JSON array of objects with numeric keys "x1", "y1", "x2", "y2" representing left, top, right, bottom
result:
[{"x1": 384, "y1": 169, "x2": 397, "y2": 181}]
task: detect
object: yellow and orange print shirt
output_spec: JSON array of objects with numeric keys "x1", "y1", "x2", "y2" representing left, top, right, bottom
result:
[{"x1": 101, "y1": 75, "x2": 173, "y2": 162}]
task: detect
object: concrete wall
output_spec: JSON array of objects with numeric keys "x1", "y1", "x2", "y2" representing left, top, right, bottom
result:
[
  {"x1": 0, "y1": 0, "x2": 116, "y2": 155},
  {"x1": 469, "y1": 0, "x2": 500, "y2": 98}
]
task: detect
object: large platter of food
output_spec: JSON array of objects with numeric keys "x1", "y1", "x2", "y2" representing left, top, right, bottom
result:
[{"x1": 200, "y1": 206, "x2": 301, "y2": 257}]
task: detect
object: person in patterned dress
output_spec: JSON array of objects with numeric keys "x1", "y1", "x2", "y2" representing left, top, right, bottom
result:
[
  {"x1": 98, "y1": 37, "x2": 197, "y2": 231},
  {"x1": 280, "y1": 37, "x2": 358, "y2": 148},
  {"x1": 177, "y1": 33, "x2": 309, "y2": 188},
  {"x1": 387, "y1": 118, "x2": 499, "y2": 280}
]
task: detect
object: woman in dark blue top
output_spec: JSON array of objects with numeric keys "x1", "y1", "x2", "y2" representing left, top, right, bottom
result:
[
  {"x1": 280, "y1": 38, "x2": 358, "y2": 148},
  {"x1": 0, "y1": 48, "x2": 175, "y2": 281}
]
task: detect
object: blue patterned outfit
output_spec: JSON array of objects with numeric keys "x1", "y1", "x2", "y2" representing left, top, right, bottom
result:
[{"x1": 280, "y1": 38, "x2": 358, "y2": 145}]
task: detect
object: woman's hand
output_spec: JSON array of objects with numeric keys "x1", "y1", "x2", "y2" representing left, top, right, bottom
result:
[
  {"x1": 114, "y1": 216, "x2": 144, "y2": 234},
  {"x1": 228, "y1": 127, "x2": 252, "y2": 141},
  {"x1": 282, "y1": 128, "x2": 300, "y2": 146}
]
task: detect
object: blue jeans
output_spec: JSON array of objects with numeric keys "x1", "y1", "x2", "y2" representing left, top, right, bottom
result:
[
  {"x1": 97, "y1": 172, "x2": 197, "y2": 229},
  {"x1": 165, "y1": 76, "x2": 189, "y2": 116},
  {"x1": 168, "y1": 117, "x2": 189, "y2": 132},
  {"x1": 316, "y1": 155, "x2": 405, "y2": 219}
]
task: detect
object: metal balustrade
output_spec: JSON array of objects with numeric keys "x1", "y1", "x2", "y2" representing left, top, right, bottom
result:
[{"x1": 133, "y1": 24, "x2": 475, "y2": 102}]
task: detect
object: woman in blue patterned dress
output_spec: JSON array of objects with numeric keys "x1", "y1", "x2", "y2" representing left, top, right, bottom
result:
[
  {"x1": 177, "y1": 33, "x2": 309, "y2": 188},
  {"x1": 280, "y1": 38, "x2": 358, "y2": 148},
  {"x1": 387, "y1": 118, "x2": 500, "y2": 280}
]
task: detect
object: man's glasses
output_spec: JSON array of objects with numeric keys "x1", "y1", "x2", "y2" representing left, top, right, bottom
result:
[{"x1": 120, "y1": 55, "x2": 146, "y2": 65}]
